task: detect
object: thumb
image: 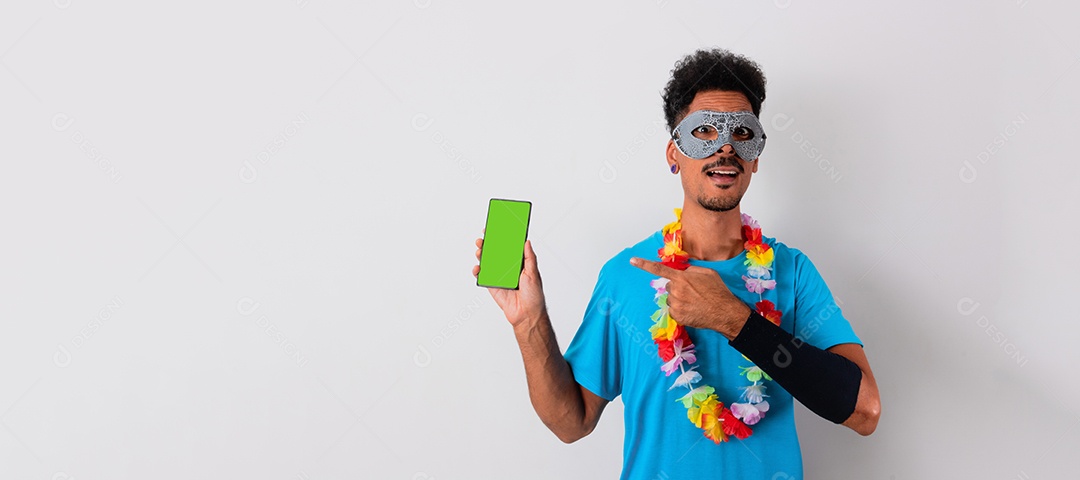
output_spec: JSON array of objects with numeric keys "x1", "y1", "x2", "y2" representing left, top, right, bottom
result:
[{"x1": 523, "y1": 239, "x2": 538, "y2": 274}]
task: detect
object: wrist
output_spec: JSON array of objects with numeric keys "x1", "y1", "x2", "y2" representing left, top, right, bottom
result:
[
  {"x1": 718, "y1": 303, "x2": 753, "y2": 340},
  {"x1": 512, "y1": 308, "x2": 549, "y2": 335}
]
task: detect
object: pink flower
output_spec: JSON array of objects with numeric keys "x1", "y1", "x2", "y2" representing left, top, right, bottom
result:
[
  {"x1": 742, "y1": 276, "x2": 777, "y2": 294},
  {"x1": 730, "y1": 401, "x2": 770, "y2": 425},
  {"x1": 650, "y1": 277, "x2": 669, "y2": 295},
  {"x1": 661, "y1": 338, "x2": 697, "y2": 376},
  {"x1": 741, "y1": 213, "x2": 760, "y2": 230}
]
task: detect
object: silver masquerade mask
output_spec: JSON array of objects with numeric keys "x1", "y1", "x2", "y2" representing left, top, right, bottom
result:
[{"x1": 672, "y1": 110, "x2": 767, "y2": 161}]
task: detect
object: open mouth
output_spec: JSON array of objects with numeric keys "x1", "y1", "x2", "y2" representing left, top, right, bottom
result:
[
  {"x1": 705, "y1": 168, "x2": 738, "y2": 186},
  {"x1": 705, "y1": 170, "x2": 738, "y2": 177},
  {"x1": 705, "y1": 167, "x2": 738, "y2": 179}
]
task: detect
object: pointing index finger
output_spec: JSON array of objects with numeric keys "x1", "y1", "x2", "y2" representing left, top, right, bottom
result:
[{"x1": 630, "y1": 257, "x2": 680, "y2": 279}]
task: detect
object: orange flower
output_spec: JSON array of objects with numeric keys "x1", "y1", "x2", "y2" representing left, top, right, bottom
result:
[
  {"x1": 701, "y1": 406, "x2": 729, "y2": 443},
  {"x1": 742, "y1": 225, "x2": 762, "y2": 248},
  {"x1": 659, "y1": 243, "x2": 687, "y2": 259}
]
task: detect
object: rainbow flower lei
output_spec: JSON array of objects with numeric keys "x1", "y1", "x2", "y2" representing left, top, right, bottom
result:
[{"x1": 648, "y1": 208, "x2": 783, "y2": 443}]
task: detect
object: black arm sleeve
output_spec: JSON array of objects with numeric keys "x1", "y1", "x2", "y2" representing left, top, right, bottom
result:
[{"x1": 728, "y1": 311, "x2": 863, "y2": 424}]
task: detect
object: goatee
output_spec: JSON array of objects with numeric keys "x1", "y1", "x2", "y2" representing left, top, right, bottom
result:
[{"x1": 697, "y1": 193, "x2": 742, "y2": 212}]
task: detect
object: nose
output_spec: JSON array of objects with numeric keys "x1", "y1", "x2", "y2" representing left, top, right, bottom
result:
[
  {"x1": 715, "y1": 143, "x2": 737, "y2": 156},
  {"x1": 710, "y1": 144, "x2": 744, "y2": 170}
]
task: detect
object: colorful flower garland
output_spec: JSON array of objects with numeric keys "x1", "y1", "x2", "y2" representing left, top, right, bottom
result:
[{"x1": 648, "y1": 208, "x2": 783, "y2": 443}]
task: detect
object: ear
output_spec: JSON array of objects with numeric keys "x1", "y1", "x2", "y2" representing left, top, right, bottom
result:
[
  {"x1": 666, "y1": 139, "x2": 679, "y2": 169},
  {"x1": 751, "y1": 156, "x2": 760, "y2": 173}
]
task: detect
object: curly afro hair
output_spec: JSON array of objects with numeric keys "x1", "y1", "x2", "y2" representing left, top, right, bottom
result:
[{"x1": 662, "y1": 49, "x2": 767, "y2": 133}]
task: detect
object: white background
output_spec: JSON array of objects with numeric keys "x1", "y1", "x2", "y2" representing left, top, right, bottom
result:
[{"x1": 2, "y1": 0, "x2": 1078, "y2": 478}]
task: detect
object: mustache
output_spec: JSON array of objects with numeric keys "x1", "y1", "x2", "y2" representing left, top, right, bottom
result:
[{"x1": 701, "y1": 157, "x2": 744, "y2": 173}]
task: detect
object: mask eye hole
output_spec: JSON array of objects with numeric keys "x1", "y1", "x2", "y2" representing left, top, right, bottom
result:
[
  {"x1": 691, "y1": 124, "x2": 718, "y2": 141},
  {"x1": 733, "y1": 126, "x2": 755, "y2": 141}
]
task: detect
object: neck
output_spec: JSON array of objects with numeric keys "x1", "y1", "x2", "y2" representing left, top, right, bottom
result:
[{"x1": 679, "y1": 199, "x2": 745, "y2": 261}]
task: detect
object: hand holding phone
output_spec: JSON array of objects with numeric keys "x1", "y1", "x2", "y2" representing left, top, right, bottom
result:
[{"x1": 473, "y1": 199, "x2": 548, "y2": 328}]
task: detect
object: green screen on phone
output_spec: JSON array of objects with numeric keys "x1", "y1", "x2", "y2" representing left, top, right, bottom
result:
[{"x1": 477, "y1": 198, "x2": 532, "y2": 290}]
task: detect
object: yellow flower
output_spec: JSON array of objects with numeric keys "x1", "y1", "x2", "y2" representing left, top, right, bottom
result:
[
  {"x1": 662, "y1": 209, "x2": 684, "y2": 235},
  {"x1": 687, "y1": 393, "x2": 720, "y2": 428},
  {"x1": 745, "y1": 244, "x2": 774, "y2": 268},
  {"x1": 650, "y1": 314, "x2": 678, "y2": 340}
]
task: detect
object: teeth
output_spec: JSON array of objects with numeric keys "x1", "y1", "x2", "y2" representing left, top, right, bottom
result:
[{"x1": 708, "y1": 170, "x2": 737, "y2": 175}]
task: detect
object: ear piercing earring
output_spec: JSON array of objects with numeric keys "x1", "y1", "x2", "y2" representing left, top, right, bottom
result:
[{"x1": 670, "y1": 164, "x2": 679, "y2": 174}]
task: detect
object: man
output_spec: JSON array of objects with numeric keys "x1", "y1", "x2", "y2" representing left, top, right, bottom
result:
[{"x1": 471, "y1": 49, "x2": 880, "y2": 479}]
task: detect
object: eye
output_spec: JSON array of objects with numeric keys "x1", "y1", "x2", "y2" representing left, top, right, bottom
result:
[
  {"x1": 691, "y1": 124, "x2": 719, "y2": 141},
  {"x1": 733, "y1": 126, "x2": 755, "y2": 141}
]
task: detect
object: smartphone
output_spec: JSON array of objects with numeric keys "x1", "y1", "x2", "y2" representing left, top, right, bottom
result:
[{"x1": 477, "y1": 198, "x2": 532, "y2": 290}]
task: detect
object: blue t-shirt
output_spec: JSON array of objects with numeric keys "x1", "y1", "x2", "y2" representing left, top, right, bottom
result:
[{"x1": 564, "y1": 230, "x2": 862, "y2": 480}]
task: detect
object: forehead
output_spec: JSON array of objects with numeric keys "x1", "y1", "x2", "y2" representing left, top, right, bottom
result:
[{"x1": 686, "y1": 90, "x2": 753, "y2": 113}]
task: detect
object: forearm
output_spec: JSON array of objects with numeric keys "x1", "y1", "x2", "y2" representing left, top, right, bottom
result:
[
  {"x1": 512, "y1": 310, "x2": 592, "y2": 442},
  {"x1": 728, "y1": 312, "x2": 880, "y2": 435}
]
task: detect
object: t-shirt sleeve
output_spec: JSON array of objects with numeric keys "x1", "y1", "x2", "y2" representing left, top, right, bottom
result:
[
  {"x1": 790, "y1": 248, "x2": 863, "y2": 350},
  {"x1": 563, "y1": 263, "x2": 622, "y2": 401}
]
